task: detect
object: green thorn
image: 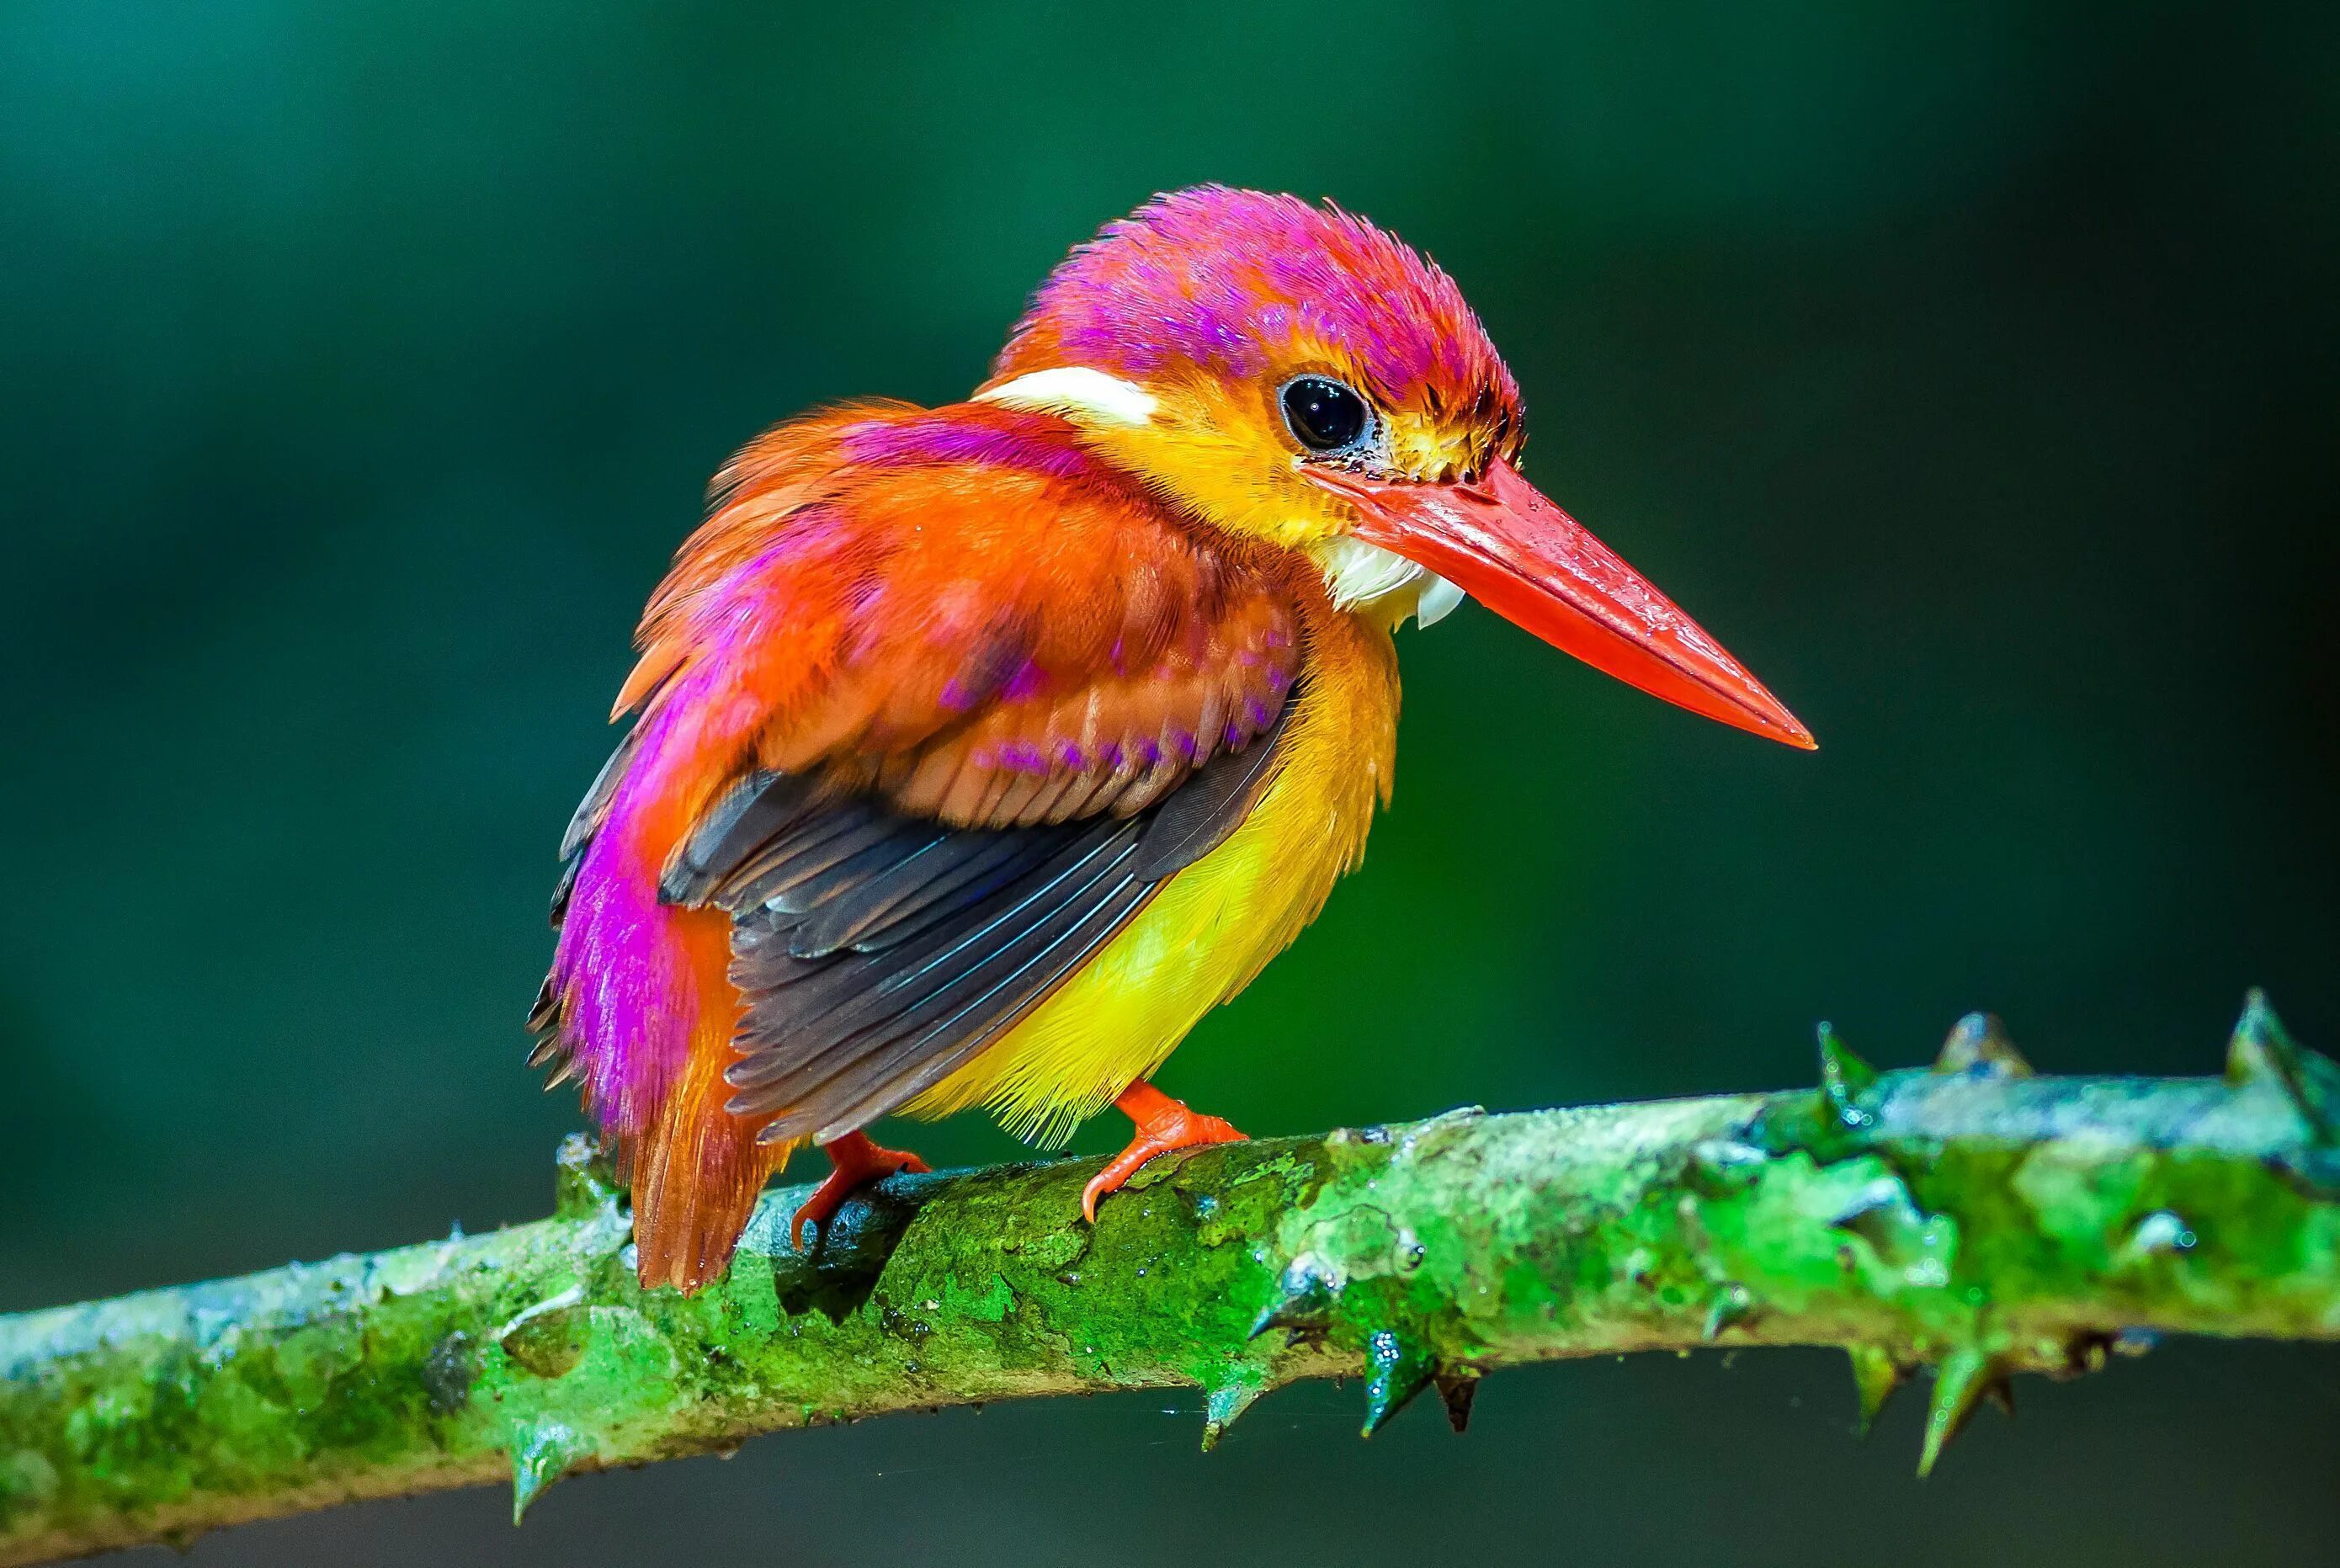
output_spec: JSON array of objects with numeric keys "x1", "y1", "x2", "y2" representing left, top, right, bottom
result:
[
  {"x1": 552, "y1": 1133, "x2": 623, "y2": 1220},
  {"x1": 1247, "y1": 1259, "x2": 1338, "y2": 1342},
  {"x1": 1199, "y1": 1378, "x2": 1264, "y2": 1452},
  {"x1": 1435, "y1": 1368, "x2": 1481, "y2": 1433},
  {"x1": 1917, "y1": 1348, "x2": 1996, "y2": 1478},
  {"x1": 1360, "y1": 1329, "x2": 1434, "y2": 1438},
  {"x1": 508, "y1": 1417, "x2": 595, "y2": 1523},
  {"x1": 2121, "y1": 1209, "x2": 2199, "y2": 1263},
  {"x1": 1702, "y1": 1284, "x2": 1757, "y2": 1342},
  {"x1": 1934, "y1": 1013, "x2": 2032, "y2": 1078},
  {"x1": 1817, "y1": 1023, "x2": 1879, "y2": 1131},
  {"x1": 1846, "y1": 1346, "x2": 1904, "y2": 1436},
  {"x1": 1683, "y1": 1138, "x2": 1768, "y2": 1199},
  {"x1": 2225, "y1": 990, "x2": 2339, "y2": 1146},
  {"x1": 1827, "y1": 1176, "x2": 1928, "y2": 1266}
]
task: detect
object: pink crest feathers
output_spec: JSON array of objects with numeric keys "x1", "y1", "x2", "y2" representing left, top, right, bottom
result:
[{"x1": 991, "y1": 186, "x2": 1523, "y2": 427}]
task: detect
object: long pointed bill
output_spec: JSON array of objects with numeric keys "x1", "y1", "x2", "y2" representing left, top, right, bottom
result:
[{"x1": 1311, "y1": 458, "x2": 1816, "y2": 748}]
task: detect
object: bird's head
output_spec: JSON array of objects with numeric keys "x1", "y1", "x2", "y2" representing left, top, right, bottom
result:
[{"x1": 976, "y1": 186, "x2": 1814, "y2": 750}]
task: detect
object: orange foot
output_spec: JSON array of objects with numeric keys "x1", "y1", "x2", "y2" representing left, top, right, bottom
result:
[
  {"x1": 1082, "y1": 1082, "x2": 1247, "y2": 1223},
  {"x1": 790, "y1": 1131, "x2": 931, "y2": 1247}
]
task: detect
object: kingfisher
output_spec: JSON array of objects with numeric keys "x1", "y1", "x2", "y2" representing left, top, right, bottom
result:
[{"x1": 532, "y1": 187, "x2": 1813, "y2": 1294}]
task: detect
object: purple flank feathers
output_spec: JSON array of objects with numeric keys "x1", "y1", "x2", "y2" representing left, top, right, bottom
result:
[
  {"x1": 843, "y1": 411, "x2": 1098, "y2": 481},
  {"x1": 548, "y1": 705, "x2": 700, "y2": 1141}
]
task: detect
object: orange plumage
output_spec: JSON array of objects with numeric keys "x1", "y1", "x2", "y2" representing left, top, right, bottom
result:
[{"x1": 534, "y1": 188, "x2": 1811, "y2": 1293}]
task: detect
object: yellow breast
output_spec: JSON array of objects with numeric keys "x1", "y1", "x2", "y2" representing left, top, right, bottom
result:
[{"x1": 901, "y1": 603, "x2": 1401, "y2": 1144}]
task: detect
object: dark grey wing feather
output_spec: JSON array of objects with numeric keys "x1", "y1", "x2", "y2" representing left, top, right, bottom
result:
[
  {"x1": 559, "y1": 728, "x2": 646, "y2": 863},
  {"x1": 668, "y1": 692, "x2": 1296, "y2": 1145},
  {"x1": 659, "y1": 770, "x2": 827, "y2": 906},
  {"x1": 786, "y1": 830, "x2": 1023, "y2": 954},
  {"x1": 549, "y1": 726, "x2": 649, "y2": 927}
]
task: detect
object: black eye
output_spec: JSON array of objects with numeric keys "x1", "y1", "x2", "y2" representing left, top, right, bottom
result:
[{"x1": 1279, "y1": 376, "x2": 1374, "y2": 455}]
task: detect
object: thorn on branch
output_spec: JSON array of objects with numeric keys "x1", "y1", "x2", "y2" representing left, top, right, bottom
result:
[
  {"x1": 1248, "y1": 1257, "x2": 1338, "y2": 1344},
  {"x1": 2121, "y1": 1209, "x2": 2199, "y2": 1263},
  {"x1": 2225, "y1": 990, "x2": 2338, "y2": 1147},
  {"x1": 1918, "y1": 1347, "x2": 2008, "y2": 1478},
  {"x1": 1933, "y1": 1013, "x2": 2033, "y2": 1078},
  {"x1": 508, "y1": 1418, "x2": 595, "y2": 1523},
  {"x1": 1702, "y1": 1284, "x2": 1757, "y2": 1341},
  {"x1": 1200, "y1": 1378, "x2": 1263, "y2": 1451},
  {"x1": 1434, "y1": 1368, "x2": 1481, "y2": 1433},
  {"x1": 552, "y1": 1133, "x2": 623, "y2": 1220},
  {"x1": 1826, "y1": 1175, "x2": 1928, "y2": 1264},
  {"x1": 1361, "y1": 1329, "x2": 1434, "y2": 1437},
  {"x1": 1816, "y1": 1023, "x2": 1879, "y2": 1131},
  {"x1": 1845, "y1": 1345, "x2": 1906, "y2": 1436}
]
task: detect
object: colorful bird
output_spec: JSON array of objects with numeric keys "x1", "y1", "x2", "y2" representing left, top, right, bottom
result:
[{"x1": 532, "y1": 187, "x2": 1814, "y2": 1294}]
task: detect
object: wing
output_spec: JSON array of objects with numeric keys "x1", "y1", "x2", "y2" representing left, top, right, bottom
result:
[
  {"x1": 548, "y1": 399, "x2": 1309, "y2": 1147},
  {"x1": 667, "y1": 694, "x2": 1293, "y2": 1144}
]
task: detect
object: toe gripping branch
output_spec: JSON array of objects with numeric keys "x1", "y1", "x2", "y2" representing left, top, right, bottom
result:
[
  {"x1": 791, "y1": 1132, "x2": 931, "y2": 1247},
  {"x1": 1082, "y1": 1082, "x2": 1246, "y2": 1223}
]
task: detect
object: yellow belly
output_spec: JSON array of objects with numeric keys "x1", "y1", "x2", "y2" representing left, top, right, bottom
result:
[{"x1": 901, "y1": 609, "x2": 1400, "y2": 1145}]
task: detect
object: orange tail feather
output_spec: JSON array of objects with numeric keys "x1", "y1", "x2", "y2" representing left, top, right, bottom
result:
[{"x1": 630, "y1": 910, "x2": 799, "y2": 1294}]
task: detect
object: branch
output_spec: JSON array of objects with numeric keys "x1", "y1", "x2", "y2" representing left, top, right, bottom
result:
[{"x1": 6, "y1": 997, "x2": 2338, "y2": 1565}]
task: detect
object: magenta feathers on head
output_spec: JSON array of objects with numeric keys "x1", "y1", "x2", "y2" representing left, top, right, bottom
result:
[{"x1": 990, "y1": 186, "x2": 1520, "y2": 418}]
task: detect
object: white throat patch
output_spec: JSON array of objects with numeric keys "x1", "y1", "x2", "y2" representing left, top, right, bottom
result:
[
  {"x1": 974, "y1": 367, "x2": 1157, "y2": 427},
  {"x1": 1308, "y1": 535, "x2": 1465, "y2": 630}
]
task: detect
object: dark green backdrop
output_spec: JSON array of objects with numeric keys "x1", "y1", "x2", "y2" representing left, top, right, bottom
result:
[{"x1": 5, "y1": 3, "x2": 2336, "y2": 1564}]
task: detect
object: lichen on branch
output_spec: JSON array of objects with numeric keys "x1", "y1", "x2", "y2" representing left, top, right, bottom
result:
[{"x1": 3, "y1": 995, "x2": 2337, "y2": 1565}]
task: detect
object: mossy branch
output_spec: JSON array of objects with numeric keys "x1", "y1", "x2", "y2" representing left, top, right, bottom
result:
[{"x1": 6, "y1": 995, "x2": 2339, "y2": 1565}]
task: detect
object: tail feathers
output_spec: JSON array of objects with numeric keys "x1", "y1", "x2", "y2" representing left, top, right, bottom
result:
[
  {"x1": 630, "y1": 914, "x2": 798, "y2": 1294},
  {"x1": 541, "y1": 717, "x2": 802, "y2": 1294},
  {"x1": 635, "y1": 1135, "x2": 797, "y2": 1294},
  {"x1": 538, "y1": 853, "x2": 799, "y2": 1293},
  {"x1": 634, "y1": 1083, "x2": 797, "y2": 1293}
]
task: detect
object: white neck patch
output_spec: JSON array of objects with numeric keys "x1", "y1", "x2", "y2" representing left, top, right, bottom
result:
[
  {"x1": 1308, "y1": 535, "x2": 1465, "y2": 630},
  {"x1": 974, "y1": 367, "x2": 1157, "y2": 427}
]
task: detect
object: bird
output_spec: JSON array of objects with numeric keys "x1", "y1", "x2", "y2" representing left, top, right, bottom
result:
[{"x1": 530, "y1": 186, "x2": 1814, "y2": 1294}]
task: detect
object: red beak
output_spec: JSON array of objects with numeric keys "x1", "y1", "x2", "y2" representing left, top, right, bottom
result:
[{"x1": 1311, "y1": 457, "x2": 1816, "y2": 749}]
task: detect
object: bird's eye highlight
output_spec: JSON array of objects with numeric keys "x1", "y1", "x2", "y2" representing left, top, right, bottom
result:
[{"x1": 1279, "y1": 376, "x2": 1375, "y2": 456}]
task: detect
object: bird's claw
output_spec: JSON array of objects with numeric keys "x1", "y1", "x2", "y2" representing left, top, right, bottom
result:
[
  {"x1": 791, "y1": 1132, "x2": 931, "y2": 1247},
  {"x1": 1082, "y1": 1085, "x2": 1245, "y2": 1222}
]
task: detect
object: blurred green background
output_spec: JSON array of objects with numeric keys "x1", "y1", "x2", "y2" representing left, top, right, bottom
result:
[{"x1": 4, "y1": 1, "x2": 2337, "y2": 1563}]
